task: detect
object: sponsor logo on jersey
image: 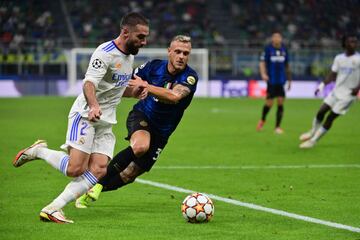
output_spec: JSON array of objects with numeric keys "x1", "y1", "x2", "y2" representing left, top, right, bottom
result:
[
  {"x1": 186, "y1": 76, "x2": 196, "y2": 85},
  {"x1": 112, "y1": 73, "x2": 132, "y2": 87},
  {"x1": 270, "y1": 55, "x2": 285, "y2": 62},
  {"x1": 92, "y1": 58, "x2": 103, "y2": 69}
]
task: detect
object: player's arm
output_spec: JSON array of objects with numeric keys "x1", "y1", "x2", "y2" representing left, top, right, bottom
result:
[
  {"x1": 128, "y1": 75, "x2": 190, "y2": 104},
  {"x1": 286, "y1": 63, "x2": 292, "y2": 90},
  {"x1": 123, "y1": 85, "x2": 148, "y2": 99},
  {"x1": 259, "y1": 61, "x2": 269, "y2": 82},
  {"x1": 83, "y1": 81, "x2": 101, "y2": 122},
  {"x1": 315, "y1": 71, "x2": 337, "y2": 95}
]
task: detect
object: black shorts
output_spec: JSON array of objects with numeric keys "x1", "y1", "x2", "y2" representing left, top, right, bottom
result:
[
  {"x1": 266, "y1": 84, "x2": 285, "y2": 99},
  {"x1": 126, "y1": 110, "x2": 168, "y2": 171}
]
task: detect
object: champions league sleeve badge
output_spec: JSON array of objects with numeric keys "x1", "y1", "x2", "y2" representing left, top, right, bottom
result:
[{"x1": 92, "y1": 58, "x2": 104, "y2": 69}]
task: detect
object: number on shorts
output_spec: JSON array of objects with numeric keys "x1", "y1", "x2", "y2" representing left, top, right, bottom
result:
[
  {"x1": 80, "y1": 122, "x2": 88, "y2": 136},
  {"x1": 152, "y1": 148, "x2": 163, "y2": 161}
]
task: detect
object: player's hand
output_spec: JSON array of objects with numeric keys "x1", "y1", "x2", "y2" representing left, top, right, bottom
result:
[
  {"x1": 88, "y1": 106, "x2": 102, "y2": 122},
  {"x1": 315, "y1": 82, "x2": 325, "y2": 96},
  {"x1": 287, "y1": 82, "x2": 291, "y2": 91},
  {"x1": 129, "y1": 75, "x2": 148, "y2": 89},
  {"x1": 261, "y1": 74, "x2": 269, "y2": 82},
  {"x1": 138, "y1": 87, "x2": 148, "y2": 99}
]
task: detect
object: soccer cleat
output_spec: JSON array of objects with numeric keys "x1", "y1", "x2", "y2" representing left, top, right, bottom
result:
[
  {"x1": 87, "y1": 183, "x2": 103, "y2": 201},
  {"x1": 40, "y1": 208, "x2": 74, "y2": 224},
  {"x1": 75, "y1": 184, "x2": 103, "y2": 209},
  {"x1": 75, "y1": 194, "x2": 91, "y2": 209},
  {"x1": 13, "y1": 140, "x2": 47, "y2": 167},
  {"x1": 274, "y1": 127, "x2": 284, "y2": 134},
  {"x1": 299, "y1": 131, "x2": 313, "y2": 142},
  {"x1": 256, "y1": 120, "x2": 265, "y2": 131},
  {"x1": 299, "y1": 140, "x2": 316, "y2": 149}
]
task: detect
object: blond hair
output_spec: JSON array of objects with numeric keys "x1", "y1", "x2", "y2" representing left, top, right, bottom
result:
[{"x1": 170, "y1": 35, "x2": 191, "y2": 44}]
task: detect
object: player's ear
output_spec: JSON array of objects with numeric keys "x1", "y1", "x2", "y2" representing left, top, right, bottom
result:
[{"x1": 122, "y1": 26, "x2": 130, "y2": 38}]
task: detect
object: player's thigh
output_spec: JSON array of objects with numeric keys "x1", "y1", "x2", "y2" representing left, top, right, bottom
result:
[
  {"x1": 134, "y1": 133, "x2": 168, "y2": 172},
  {"x1": 88, "y1": 153, "x2": 109, "y2": 179},
  {"x1": 130, "y1": 130, "x2": 151, "y2": 156},
  {"x1": 331, "y1": 98, "x2": 355, "y2": 115}
]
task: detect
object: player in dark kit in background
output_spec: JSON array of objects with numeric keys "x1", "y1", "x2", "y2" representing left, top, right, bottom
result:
[
  {"x1": 256, "y1": 32, "x2": 292, "y2": 134},
  {"x1": 75, "y1": 35, "x2": 198, "y2": 208}
]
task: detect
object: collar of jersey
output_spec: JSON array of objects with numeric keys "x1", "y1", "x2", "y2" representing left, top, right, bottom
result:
[{"x1": 112, "y1": 40, "x2": 130, "y2": 55}]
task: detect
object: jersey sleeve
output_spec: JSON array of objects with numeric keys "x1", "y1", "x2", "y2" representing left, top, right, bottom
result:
[
  {"x1": 133, "y1": 61, "x2": 151, "y2": 83},
  {"x1": 260, "y1": 50, "x2": 266, "y2": 61},
  {"x1": 178, "y1": 71, "x2": 198, "y2": 93},
  {"x1": 83, "y1": 49, "x2": 111, "y2": 88},
  {"x1": 331, "y1": 55, "x2": 340, "y2": 72}
]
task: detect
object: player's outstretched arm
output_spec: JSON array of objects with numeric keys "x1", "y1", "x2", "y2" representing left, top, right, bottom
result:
[
  {"x1": 83, "y1": 81, "x2": 102, "y2": 122},
  {"x1": 315, "y1": 71, "x2": 337, "y2": 96}
]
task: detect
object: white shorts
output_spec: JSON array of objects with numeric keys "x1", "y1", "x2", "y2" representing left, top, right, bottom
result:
[
  {"x1": 324, "y1": 92, "x2": 355, "y2": 115},
  {"x1": 61, "y1": 112, "x2": 115, "y2": 158}
]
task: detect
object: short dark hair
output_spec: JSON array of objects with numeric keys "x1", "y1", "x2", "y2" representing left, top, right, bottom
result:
[
  {"x1": 120, "y1": 12, "x2": 149, "y2": 29},
  {"x1": 341, "y1": 33, "x2": 358, "y2": 48}
]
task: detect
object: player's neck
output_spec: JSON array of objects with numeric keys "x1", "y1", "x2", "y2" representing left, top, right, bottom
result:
[
  {"x1": 272, "y1": 43, "x2": 281, "y2": 49},
  {"x1": 167, "y1": 63, "x2": 180, "y2": 75},
  {"x1": 114, "y1": 37, "x2": 129, "y2": 55},
  {"x1": 345, "y1": 50, "x2": 355, "y2": 56}
]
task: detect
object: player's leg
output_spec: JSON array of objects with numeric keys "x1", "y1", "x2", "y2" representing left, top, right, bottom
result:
[
  {"x1": 299, "y1": 103, "x2": 331, "y2": 141},
  {"x1": 40, "y1": 147, "x2": 90, "y2": 223},
  {"x1": 274, "y1": 96, "x2": 285, "y2": 134},
  {"x1": 257, "y1": 97, "x2": 273, "y2": 131},
  {"x1": 309, "y1": 111, "x2": 339, "y2": 142}
]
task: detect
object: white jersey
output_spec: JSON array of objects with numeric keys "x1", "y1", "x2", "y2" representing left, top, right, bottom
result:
[
  {"x1": 331, "y1": 52, "x2": 360, "y2": 99},
  {"x1": 70, "y1": 40, "x2": 134, "y2": 124}
]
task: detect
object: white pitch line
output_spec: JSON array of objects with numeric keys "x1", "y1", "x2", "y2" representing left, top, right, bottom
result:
[
  {"x1": 135, "y1": 178, "x2": 360, "y2": 233},
  {"x1": 153, "y1": 164, "x2": 360, "y2": 170}
]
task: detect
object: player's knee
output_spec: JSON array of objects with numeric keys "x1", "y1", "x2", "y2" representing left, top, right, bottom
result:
[
  {"x1": 131, "y1": 143, "x2": 150, "y2": 157},
  {"x1": 66, "y1": 164, "x2": 86, "y2": 177},
  {"x1": 91, "y1": 164, "x2": 107, "y2": 179}
]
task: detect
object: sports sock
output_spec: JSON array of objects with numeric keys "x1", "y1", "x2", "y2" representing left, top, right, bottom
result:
[
  {"x1": 275, "y1": 105, "x2": 284, "y2": 127},
  {"x1": 45, "y1": 170, "x2": 98, "y2": 210},
  {"x1": 310, "y1": 117, "x2": 321, "y2": 135},
  {"x1": 37, "y1": 148, "x2": 69, "y2": 176},
  {"x1": 310, "y1": 126, "x2": 327, "y2": 142},
  {"x1": 98, "y1": 147, "x2": 135, "y2": 186},
  {"x1": 261, "y1": 105, "x2": 270, "y2": 121},
  {"x1": 102, "y1": 174, "x2": 127, "y2": 192}
]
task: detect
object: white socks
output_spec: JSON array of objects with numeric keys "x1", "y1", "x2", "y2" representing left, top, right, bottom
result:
[
  {"x1": 37, "y1": 148, "x2": 69, "y2": 176},
  {"x1": 44, "y1": 170, "x2": 98, "y2": 210},
  {"x1": 310, "y1": 126, "x2": 327, "y2": 142},
  {"x1": 310, "y1": 118, "x2": 321, "y2": 135}
]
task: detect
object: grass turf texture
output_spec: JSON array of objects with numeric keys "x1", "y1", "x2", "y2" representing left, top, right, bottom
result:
[{"x1": 0, "y1": 97, "x2": 359, "y2": 240}]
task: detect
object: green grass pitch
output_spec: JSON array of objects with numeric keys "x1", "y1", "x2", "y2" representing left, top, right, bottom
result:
[{"x1": 0, "y1": 97, "x2": 359, "y2": 239}]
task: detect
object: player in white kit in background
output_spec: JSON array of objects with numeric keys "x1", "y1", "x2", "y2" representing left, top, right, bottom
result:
[
  {"x1": 12, "y1": 12, "x2": 150, "y2": 223},
  {"x1": 299, "y1": 34, "x2": 360, "y2": 148}
]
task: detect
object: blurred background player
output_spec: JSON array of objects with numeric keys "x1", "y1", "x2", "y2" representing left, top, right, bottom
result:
[
  {"x1": 12, "y1": 12, "x2": 149, "y2": 223},
  {"x1": 299, "y1": 34, "x2": 360, "y2": 148},
  {"x1": 256, "y1": 31, "x2": 292, "y2": 134},
  {"x1": 75, "y1": 35, "x2": 198, "y2": 208}
]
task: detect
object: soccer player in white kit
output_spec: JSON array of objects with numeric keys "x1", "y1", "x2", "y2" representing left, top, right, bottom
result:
[
  {"x1": 299, "y1": 34, "x2": 360, "y2": 148},
  {"x1": 12, "y1": 12, "x2": 150, "y2": 223}
]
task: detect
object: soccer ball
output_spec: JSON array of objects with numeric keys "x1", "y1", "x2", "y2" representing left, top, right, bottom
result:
[{"x1": 181, "y1": 193, "x2": 214, "y2": 223}]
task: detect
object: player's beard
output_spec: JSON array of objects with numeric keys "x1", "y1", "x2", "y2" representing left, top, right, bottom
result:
[{"x1": 126, "y1": 40, "x2": 140, "y2": 55}]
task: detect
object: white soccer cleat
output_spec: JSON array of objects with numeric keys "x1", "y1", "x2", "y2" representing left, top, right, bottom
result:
[
  {"x1": 274, "y1": 127, "x2": 284, "y2": 134},
  {"x1": 299, "y1": 140, "x2": 316, "y2": 149},
  {"x1": 299, "y1": 132, "x2": 313, "y2": 142},
  {"x1": 40, "y1": 208, "x2": 74, "y2": 224},
  {"x1": 13, "y1": 140, "x2": 47, "y2": 167}
]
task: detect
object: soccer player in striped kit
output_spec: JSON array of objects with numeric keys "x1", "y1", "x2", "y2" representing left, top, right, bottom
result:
[
  {"x1": 256, "y1": 31, "x2": 292, "y2": 134},
  {"x1": 13, "y1": 12, "x2": 149, "y2": 223}
]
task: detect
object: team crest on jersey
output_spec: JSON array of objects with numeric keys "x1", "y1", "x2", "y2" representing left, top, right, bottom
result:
[
  {"x1": 186, "y1": 76, "x2": 196, "y2": 85},
  {"x1": 92, "y1": 59, "x2": 103, "y2": 69},
  {"x1": 115, "y1": 62, "x2": 122, "y2": 69},
  {"x1": 79, "y1": 137, "x2": 86, "y2": 145}
]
